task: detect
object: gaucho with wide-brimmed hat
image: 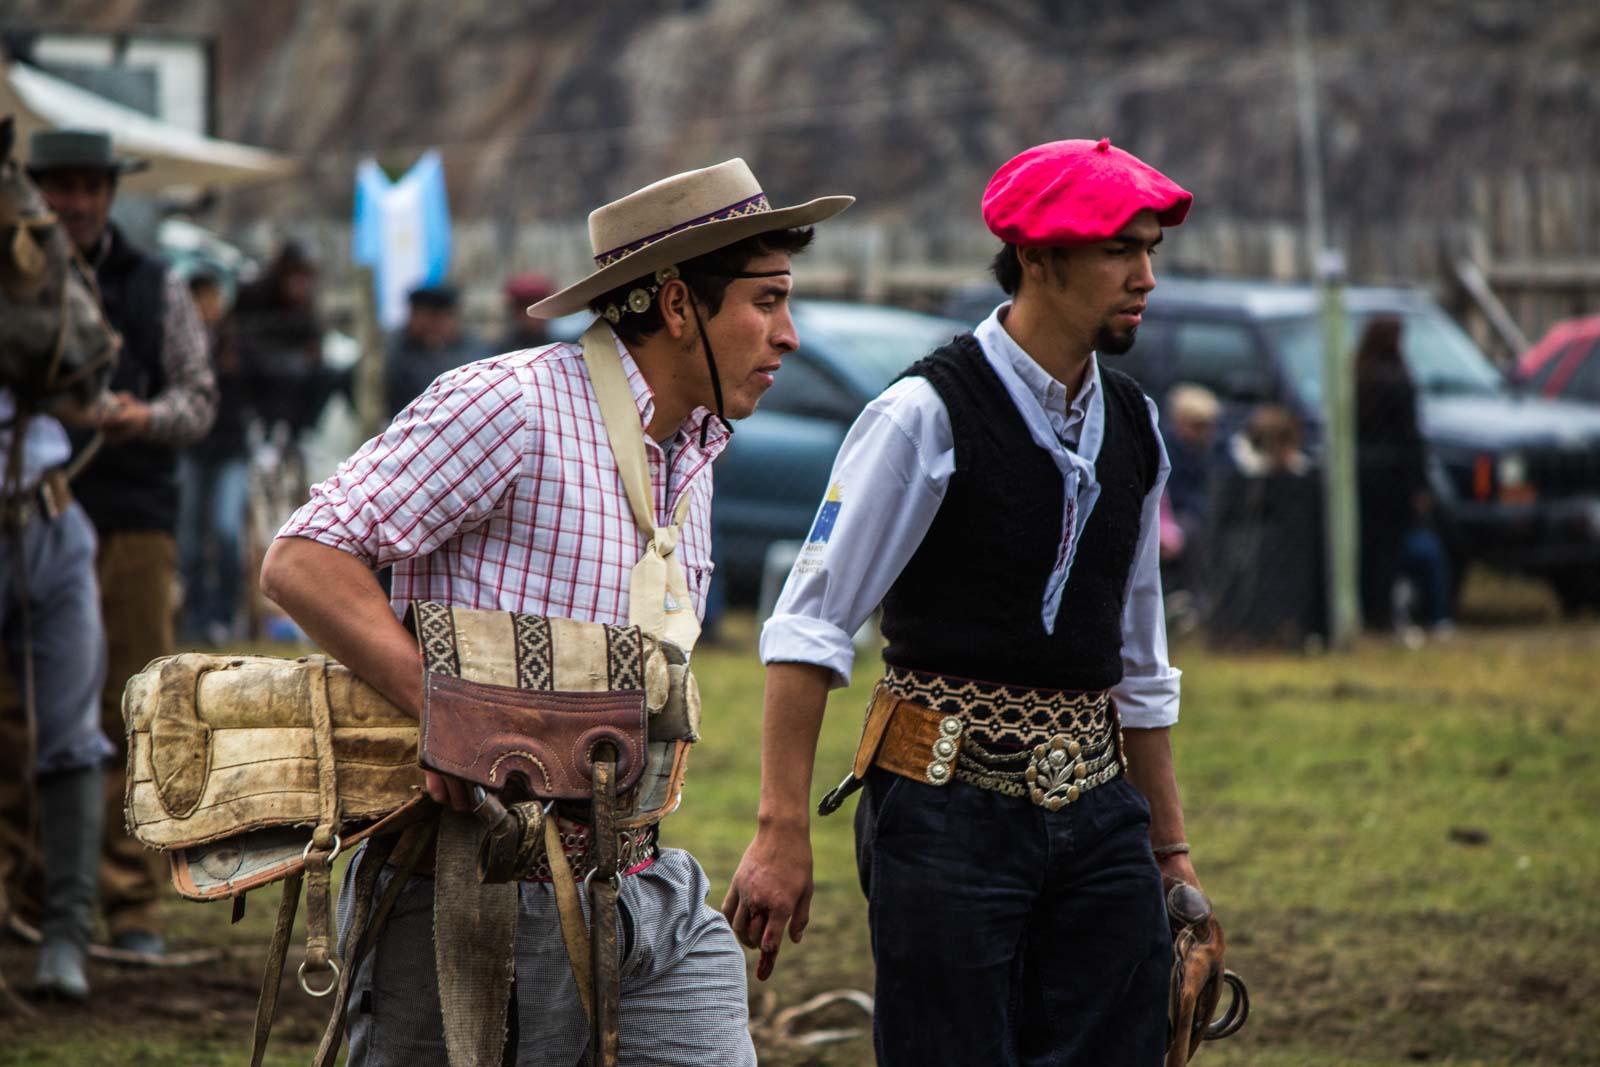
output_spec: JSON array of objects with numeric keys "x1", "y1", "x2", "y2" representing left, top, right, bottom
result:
[{"x1": 259, "y1": 158, "x2": 849, "y2": 1067}]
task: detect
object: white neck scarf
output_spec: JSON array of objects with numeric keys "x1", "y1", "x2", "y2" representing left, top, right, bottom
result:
[{"x1": 974, "y1": 311, "x2": 1104, "y2": 634}]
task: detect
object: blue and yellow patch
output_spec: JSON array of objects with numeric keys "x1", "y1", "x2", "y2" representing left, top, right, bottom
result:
[{"x1": 807, "y1": 482, "x2": 844, "y2": 544}]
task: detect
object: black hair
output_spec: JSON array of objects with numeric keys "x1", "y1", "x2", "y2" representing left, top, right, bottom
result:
[
  {"x1": 589, "y1": 227, "x2": 815, "y2": 344},
  {"x1": 187, "y1": 270, "x2": 222, "y2": 293},
  {"x1": 989, "y1": 242, "x2": 1069, "y2": 298},
  {"x1": 990, "y1": 243, "x2": 1022, "y2": 296}
]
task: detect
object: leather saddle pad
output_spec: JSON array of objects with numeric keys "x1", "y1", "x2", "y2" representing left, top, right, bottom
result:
[{"x1": 412, "y1": 601, "x2": 661, "y2": 799}]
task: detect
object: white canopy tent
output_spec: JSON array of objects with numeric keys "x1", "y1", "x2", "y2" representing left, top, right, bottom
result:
[{"x1": 1, "y1": 53, "x2": 297, "y2": 190}]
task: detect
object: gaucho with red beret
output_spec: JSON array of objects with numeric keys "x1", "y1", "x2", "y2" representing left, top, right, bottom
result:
[
  {"x1": 733, "y1": 135, "x2": 1238, "y2": 1067},
  {"x1": 983, "y1": 137, "x2": 1192, "y2": 246}
]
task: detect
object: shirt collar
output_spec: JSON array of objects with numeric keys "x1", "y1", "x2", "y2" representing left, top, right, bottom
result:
[
  {"x1": 976, "y1": 303, "x2": 1099, "y2": 421},
  {"x1": 607, "y1": 324, "x2": 732, "y2": 462}
]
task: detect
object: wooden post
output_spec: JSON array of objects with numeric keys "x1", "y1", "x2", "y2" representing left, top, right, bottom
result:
[
  {"x1": 1293, "y1": 0, "x2": 1359, "y2": 648},
  {"x1": 1318, "y1": 252, "x2": 1360, "y2": 648},
  {"x1": 351, "y1": 265, "x2": 387, "y2": 440}
]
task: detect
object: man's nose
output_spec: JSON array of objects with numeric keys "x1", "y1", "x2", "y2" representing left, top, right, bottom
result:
[
  {"x1": 1132, "y1": 251, "x2": 1156, "y2": 293},
  {"x1": 773, "y1": 307, "x2": 799, "y2": 353}
]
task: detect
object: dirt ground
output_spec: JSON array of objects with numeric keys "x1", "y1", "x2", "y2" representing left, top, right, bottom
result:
[{"x1": 2, "y1": 582, "x2": 1596, "y2": 1065}]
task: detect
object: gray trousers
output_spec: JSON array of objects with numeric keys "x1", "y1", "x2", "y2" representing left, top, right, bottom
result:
[
  {"x1": 0, "y1": 502, "x2": 112, "y2": 776},
  {"x1": 337, "y1": 844, "x2": 757, "y2": 1067}
]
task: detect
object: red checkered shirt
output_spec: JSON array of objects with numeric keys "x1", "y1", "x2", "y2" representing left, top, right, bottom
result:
[{"x1": 279, "y1": 329, "x2": 728, "y2": 623}]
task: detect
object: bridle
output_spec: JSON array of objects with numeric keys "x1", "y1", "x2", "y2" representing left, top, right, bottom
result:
[{"x1": 0, "y1": 164, "x2": 122, "y2": 412}]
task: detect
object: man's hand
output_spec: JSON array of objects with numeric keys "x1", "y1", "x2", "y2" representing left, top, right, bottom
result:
[
  {"x1": 425, "y1": 769, "x2": 475, "y2": 812},
  {"x1": 720, "y1": 820, "x2": 814, "y2": 982},
  {"x1": 1158, "y1": 851, "x2": 1200, "y2": 892},
  {"x1": 99, "y1": 391, "x2": 153, "y2": 442}
]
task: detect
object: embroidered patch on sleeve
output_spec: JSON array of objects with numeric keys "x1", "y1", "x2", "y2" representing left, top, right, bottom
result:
[
  {"x1": 807, "y1": 482, "x2": 844, "y2": 544},
  {"x1": 795, "y1": 483, "x2": 843, "y2": 575}
]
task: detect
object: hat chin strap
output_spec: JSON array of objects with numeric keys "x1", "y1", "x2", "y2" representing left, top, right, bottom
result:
[{"x1": 681, "y1": 267, "x2": 790, "y2": 448}]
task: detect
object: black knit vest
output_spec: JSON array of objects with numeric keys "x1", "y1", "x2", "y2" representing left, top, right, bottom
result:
[
  {"x1": 74, "y1": 225, "x2": 176, "y2": 534},
  {"x1": 881, "y1": 334, "x2": 1159, "y2": 692}
]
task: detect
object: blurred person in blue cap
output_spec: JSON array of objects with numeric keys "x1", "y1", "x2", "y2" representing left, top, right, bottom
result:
[{"x1": 24, "y1": 127, "x2": 217, "y2": 963}]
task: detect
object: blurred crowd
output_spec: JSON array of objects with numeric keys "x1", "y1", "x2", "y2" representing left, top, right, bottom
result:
[{"x1": 1155, "y1": 315, "x2": 1455, "y2": 649}]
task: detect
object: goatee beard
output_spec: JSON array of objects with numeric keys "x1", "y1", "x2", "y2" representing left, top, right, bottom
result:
[{"x1": 1095, "y1": 323, "x2": 1138, "y2": 356}]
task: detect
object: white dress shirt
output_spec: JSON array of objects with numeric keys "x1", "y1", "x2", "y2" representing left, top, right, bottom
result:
[
  {"x1": 759, "y1": 304, "x2": 1182, "y2": 729},
  {"x1": 0, "y1": 388, "x2": 71, "y2": 493}
]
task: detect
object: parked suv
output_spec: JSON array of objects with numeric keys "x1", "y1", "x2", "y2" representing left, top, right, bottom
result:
[{"x1": 1110, "y1": 277, "x2": 1600, "y2": 613}]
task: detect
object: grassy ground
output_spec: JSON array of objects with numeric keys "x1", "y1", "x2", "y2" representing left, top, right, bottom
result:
[{"x1": 2, "y1": 569, "x2": 1596, "y2": 1065}]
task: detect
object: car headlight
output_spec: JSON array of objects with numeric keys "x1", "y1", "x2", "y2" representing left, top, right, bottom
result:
[
  {"x1": 1496, "y1": 451, "x2": 1537, "y2": 504},
  {"x1": 1497, "y1": 452, "x2": 1528, "y2": 488}
]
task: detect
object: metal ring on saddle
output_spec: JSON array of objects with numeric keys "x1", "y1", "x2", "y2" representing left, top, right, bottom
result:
[
  {"x1": 297, "y1": 957, "x2": 341, "y2": 997},
  {"x1": 582, "y1": 867, "x2": 623, "y2": 896},
  {"x1": 1206, "y1": 970, "x2": 1250, "y2": 1041},
  {"x1": 301, "y1": 832, "x2": 342, "y2": 863}
]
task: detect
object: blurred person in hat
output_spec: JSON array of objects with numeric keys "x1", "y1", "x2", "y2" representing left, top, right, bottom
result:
[
  {"x1": 382, "y1": 283, "x2": 488, "y2": 417},
  {"x1": 260, "y1": 158, "x2": 850, "y2": 1065},
  {"x1": 1160, "y1": 382, "x2": 1222, "y2": 599},
  {"x1": 498, "y1": 272, "x2": 556, "y2": 352},
  {"x1": 730, "y1": 137, "x2": 1207, "y2": 1065},
  {"x1": 21, "y1": 128, "x2": 216, "y2": 963}
]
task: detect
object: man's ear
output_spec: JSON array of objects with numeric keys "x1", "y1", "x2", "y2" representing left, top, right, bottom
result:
[
  {"x1": 1016, "y1": 245, "x2": 1051, "y2": 284},
  {"x1": 1018, "y1": 244, "x2": 1068, "y2": 287},
  {"x1": 659, "y1": 278, "x2": 694, "y2": 340}
]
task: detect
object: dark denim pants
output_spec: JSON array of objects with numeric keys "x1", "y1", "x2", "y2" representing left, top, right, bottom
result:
[{"x1": 855, "y1": 767, "x2": 1171, "y2": 1066}]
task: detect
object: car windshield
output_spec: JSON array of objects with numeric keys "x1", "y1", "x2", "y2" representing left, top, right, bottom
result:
[
  {"x1": 798, "y1": 306, "x2": 965, "y2": 394},
  {"x1": 1268, "y1": 310, "x2": 1505, "y2": 408}
]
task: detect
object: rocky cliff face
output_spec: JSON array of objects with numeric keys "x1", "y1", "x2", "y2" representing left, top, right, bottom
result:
[{"x1": 6, "y1": 0, "x2": 1598, "y2": 231}]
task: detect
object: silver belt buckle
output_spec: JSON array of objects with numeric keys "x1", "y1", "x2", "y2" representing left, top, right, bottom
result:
[
  {"x1": 1026, "y1": 734, "x2": 1090, "y2": 811},
  {"x1": 924, "y1": 716, "x2": 963, "y2": 785}
]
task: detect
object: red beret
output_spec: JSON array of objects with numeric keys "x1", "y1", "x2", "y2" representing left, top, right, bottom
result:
[{"x1": 982, "y1": 138, "x2": 1192, "y2": 246}]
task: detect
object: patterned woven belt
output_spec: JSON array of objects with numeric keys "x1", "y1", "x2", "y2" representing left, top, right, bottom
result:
[
  {"x1": 882, "y1": 666, "x2": 1124, "y2": 809},
  {"x1": 525, "y1": 818, "x2": 658, "y2": 883}
]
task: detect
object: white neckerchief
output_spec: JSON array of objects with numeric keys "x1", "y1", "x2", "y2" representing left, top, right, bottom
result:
[{"x1": 974, "y1": 307, "x2": 1104, "y2": 634}]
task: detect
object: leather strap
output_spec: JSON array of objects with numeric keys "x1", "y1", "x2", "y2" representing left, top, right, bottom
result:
[
  {"x1": 546, "y1": 804, "x2": 593, "y2": 1023},
  {"x1": 301, "y1": 657, "x2": 341, "y2": 979},
  {"x1": 434, "y1": 810, "x2": 519, "y2": 1067},
  {"x1": 249, "y1": 871, "x2": 304, "y2": 1067},
  {"x1": 589, "y1": 753, "x2": 621, "y2": 1067},
  {"x1": 312, "y1": 825, "x2": 435, "y2": 1067},
  {"x1": 580, "y1": 320, "x2": 699, "y2": 652}
]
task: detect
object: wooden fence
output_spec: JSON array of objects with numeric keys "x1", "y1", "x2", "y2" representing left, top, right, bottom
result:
[{"x1": 275, "y1": 167, "x2": 1599, "y2": 365}]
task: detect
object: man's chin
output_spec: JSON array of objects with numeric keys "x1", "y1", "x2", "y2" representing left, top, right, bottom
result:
[{"x1": 1095, "y1": 324, "x2": 1138, "y2": 356}]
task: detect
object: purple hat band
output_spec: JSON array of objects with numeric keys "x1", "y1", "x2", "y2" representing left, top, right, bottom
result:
[{"x1": 593, "y1": 193, "x2": 772, "y2": 268}]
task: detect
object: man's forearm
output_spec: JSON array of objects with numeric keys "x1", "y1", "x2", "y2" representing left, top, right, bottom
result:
[
  {"x1": 755, "y1": 662, "x2": 835, "y2": 829},
  {"x1": 259, "y1": 536, "x2": 423, "y2": 717},
  {"x1": 1122, "y1": 726, "x2": 1186, "y2": 848}
]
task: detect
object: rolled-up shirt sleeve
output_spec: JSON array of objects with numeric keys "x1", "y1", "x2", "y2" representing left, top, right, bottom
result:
[
  {"x1": 1112, "y1": 396, "x2": 1182, "y2": 728},
  {"x1": 277, "y1": 361, "x2": 530, "y2": 568},
  {"x1": 759, "y1": 377, "x2": 953, "y2": 689}
]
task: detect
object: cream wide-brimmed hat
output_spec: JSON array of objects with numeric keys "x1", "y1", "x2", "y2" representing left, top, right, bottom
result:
[{"x1": 528, "y1": 158, "x2": 853, "y2": 319}]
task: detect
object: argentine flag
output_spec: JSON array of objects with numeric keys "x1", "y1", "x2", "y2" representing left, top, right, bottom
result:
[{"x1": 353, "y1": 150, "x2": 452, "y2": 331}]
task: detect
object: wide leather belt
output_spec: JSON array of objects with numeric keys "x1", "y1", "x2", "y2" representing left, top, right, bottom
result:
[
  {"x1": 528, "y1": 817, "x2": 658, "y2": 884},
  {"x1": 819, "y1": 668, "x2": 1126, "y2": 815}
]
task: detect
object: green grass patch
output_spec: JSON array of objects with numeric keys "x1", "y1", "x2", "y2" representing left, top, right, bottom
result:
[{"x1": 4, "y1": 594, "x2": 1596, "y2": 1066}]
